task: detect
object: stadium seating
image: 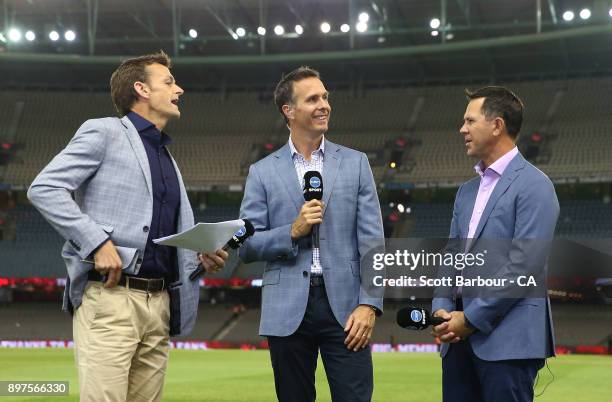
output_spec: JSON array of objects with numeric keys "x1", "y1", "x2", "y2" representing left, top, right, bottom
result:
[
  {"x1": 2, "y1": 198, "x2": 610, "y2": 276},
  {"x1": 3, "y1": 77, "x2": 612, "y2": 188}
]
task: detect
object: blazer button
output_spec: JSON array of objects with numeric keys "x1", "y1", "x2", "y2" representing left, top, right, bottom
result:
[
  {"x1": 302, "y1": 271, "x2": 308, "y2": 277},
  {"x1": 143, "y1": 226, "x2": 149, "y2": 233}
]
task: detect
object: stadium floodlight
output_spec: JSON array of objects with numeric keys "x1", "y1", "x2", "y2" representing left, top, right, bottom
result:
[
  {"x1": 579, "y1": 8, "x2": 591, "y2": 20},
  {"x1": 431, "y1": 30, "x2": 439, "y2": 37},
  {"x1": 257, "y1": 26, "x2": 266, "y2": 36},
  {"x1": 274, "y1": 25, "x2": 284, "y2": 36},
  {"x1": 562, "y1": 11, "x2": 575, "y2": 21},
  {"x1": 610, "y1": 8, "x2": 612, "y2": 18},
  {"x1": 358, "y1": 12, "x2": 369, "y2": 23},
  {"x1": 64, "y1": 30, "x2": 76, "y2": 41},
  {"x1": 295, "y1": 25, "x2": 303, "y2": 35},
  {"x1": 188, "y1": 29, "x2": 198, "y2": 39},
  {"x1": 446, "y1": 33, "x2": 454, "y2": 40},
  {"x1": 49, "y1": 30, "x2": 60, "y2": 41},
  {"x1": 8, "y1": 28, "x2": 21, "y2": 42},
  {"x1": 397, "y1": 204, "x2": 405, "y2": 213},
  {"x1": 320, "y1": 22, "x2": 331, "y2": 34},
  {"x1": 356, "y1": 21, "x2": 368, "y2": 33},
  {"x1": 25, "y1": 30, "x2": 36, "y2": 41},
  {"x1": 236, "y1": 27, "x2": 246, "y2": 37},
  {"x1": 340, "y1": 24, "x2": 350, "y2": 33},
  {"x1": 429, "y1": 18, "x2": 441, "y2": 29}
]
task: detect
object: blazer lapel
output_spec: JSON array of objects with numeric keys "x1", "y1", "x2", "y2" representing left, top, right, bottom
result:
[
  {"x1": 274, "y1": 143, "x2": 304, "y2": 213},
  {"x1": 121, "y1": 116, "x2": 153, "y2": 196},
  {"x1": 471, "y1": 154, "x2": 526, "y2": 242},
  {"x1": 322, "y1": 140, "x2": 341, "y2": 216},
  {"x1": 460, "y1": 181, "x2": 479, "y2": 238}
]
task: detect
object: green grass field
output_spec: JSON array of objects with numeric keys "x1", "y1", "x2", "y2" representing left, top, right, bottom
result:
[{"x1": 0, "y1": 349, "x2": 609, "y2": 401}]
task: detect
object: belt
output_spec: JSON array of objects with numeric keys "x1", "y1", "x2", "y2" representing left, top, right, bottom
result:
[
  {"x1": 309, "y1": 275, "x2": 325, "y2": 287},
  {"x1": 87, "y1": 270, "x2": 166, "y2": 292}
]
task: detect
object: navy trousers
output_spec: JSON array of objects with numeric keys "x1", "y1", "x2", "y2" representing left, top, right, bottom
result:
[
  {"x1": 442, "y1": 340, "x2": 544, "y2": 402},
  {"x1": 267, "y1": 282, "x2": 373, "y2": 402}
]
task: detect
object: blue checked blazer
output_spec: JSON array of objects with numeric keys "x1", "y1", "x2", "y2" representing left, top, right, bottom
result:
[
  {"x1": 433, "y1": 153, "x2": 559, "y2": 360},
  {"x1": 27, "y1": 116, "x2": 199, "y2": 337},
  {"x1": 239, "y1": 139, "x2": 385, "y2": 337}
]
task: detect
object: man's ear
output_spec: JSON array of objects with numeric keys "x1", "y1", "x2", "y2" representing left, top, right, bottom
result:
[
  {"x1": 493, "y1": 116, "x2": 505, "y2": 136},
  {"x1": 282, "y1": 104, "x2": 294, "y2": 121},
  {"x1": 133, "y1": 81, "x2": 149, "y2": 100}
]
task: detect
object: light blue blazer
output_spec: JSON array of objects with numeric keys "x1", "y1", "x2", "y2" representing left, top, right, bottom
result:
[
  {"x1": 433, "y1": 152, "x2": 559, "y2": 360},
  {"x1": 28, "y1": 117, "x2": 199, "y2": 337},
  {"x1": 239, "y1": 139, "x2": 384, "y2": 336}
]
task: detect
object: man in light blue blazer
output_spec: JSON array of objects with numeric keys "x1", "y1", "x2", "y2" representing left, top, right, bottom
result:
[
  {"x1": 239, "y1": 67, "x2": 384, "y2": 402},
  {"x1": 28, "y1": 52, "x2": 227, "y2": 401},
  {"x1": 432, "y1": 86, "x2": 559, "y2": 402}
]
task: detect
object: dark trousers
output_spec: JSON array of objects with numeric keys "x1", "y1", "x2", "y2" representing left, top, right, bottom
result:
[
  {"x1": 442, "y1": 340, "x2": 544, "y2": 402},
  {"x1": 267, "y1": 283, "x2": 373, "y2": 402}
]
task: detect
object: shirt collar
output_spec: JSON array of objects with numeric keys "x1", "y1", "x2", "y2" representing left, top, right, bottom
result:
[
  {"x1": 474, "y1": 146, "x2": 519, "y2": 177},
  {"x1": 288, "y1": 135, "x2": 325, "y2": 158},
  {"x1": 127, "y1": 111, "x2": 172, "y2": 147}
]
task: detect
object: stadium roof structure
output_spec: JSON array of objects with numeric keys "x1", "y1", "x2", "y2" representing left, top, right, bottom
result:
[{"x1": 1, "y1": 0, "x2": 612, "y2": 89}]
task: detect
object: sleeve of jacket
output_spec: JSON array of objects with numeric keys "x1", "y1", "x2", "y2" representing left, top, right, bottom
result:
[
  {"x1": 238, "y1": 163, "x2": 299, "y2": 263},
  {"x1": 356, "y1": 152, "x2": 385, "y2": 314},
  {"x1": 27, "y1": 119, "x2": 110, "y2": 260},
  {"x1": 463, "y1": 176, "x2": 559, "y2": 334},
  {"x1": 432, "y1": 184, "x2": 464, "y2": 314}
]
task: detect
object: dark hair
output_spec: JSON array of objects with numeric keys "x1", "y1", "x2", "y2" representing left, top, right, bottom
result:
[
  {"x1": 110, "y1": 51, "x2": 172, "y2": 116},
  {"x1": 274, "y1": 66, "x2": 321, "y2": 123},
  {"x1": 465, "y1": 86, "x2": 524, "y2": 139}
]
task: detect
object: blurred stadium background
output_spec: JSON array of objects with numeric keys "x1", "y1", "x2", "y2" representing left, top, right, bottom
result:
[{"x1": 0, "y1": 0, "x2": 611, "y2": 400}]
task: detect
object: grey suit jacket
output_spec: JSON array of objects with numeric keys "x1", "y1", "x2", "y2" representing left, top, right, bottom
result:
[
  {"x1": 27, "y1": 116, "x2": 199, "y2": 337},
  {"x1": 433, "y1": 152, "x2": 559, "y2": 360},
  {"x1": 239, "y1": 139, "x2": 384, "y2": 337}
]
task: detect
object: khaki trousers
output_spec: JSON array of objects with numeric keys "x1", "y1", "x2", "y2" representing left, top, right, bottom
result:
[{"x1": 73, "y1": 281, "x2": 171, "y2": 402}]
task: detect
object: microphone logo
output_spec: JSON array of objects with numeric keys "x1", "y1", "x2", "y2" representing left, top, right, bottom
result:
[
  {"x1": 235, "y1": 226, "x2": 246, "y2": 237},
  {"x1": 410, "y1": 309, "x2": 423, "y2": 323},
  {"x1": 309, "y1": 176, "x2": 321, "y2": 189}
]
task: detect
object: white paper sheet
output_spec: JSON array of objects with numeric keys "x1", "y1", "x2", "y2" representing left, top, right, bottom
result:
[{"x1": 153, "y1": 219, "x2": 245, "y2": 253}]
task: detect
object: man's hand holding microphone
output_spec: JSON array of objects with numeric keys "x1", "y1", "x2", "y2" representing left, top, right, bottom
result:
[{"x1": 291, "y1": 199, "x2": 324, "y2": 240}]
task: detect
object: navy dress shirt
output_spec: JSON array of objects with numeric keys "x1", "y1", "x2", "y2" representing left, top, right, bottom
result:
[{"x1": 127, "y1": 112, "x2": 180, "y2": 280}]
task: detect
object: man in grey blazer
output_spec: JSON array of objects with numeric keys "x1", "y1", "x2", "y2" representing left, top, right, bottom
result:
[
  {"x1": 431, "y1": 86, "x2": 559, "y2": 402},
  {"x1": 239, "y1": 67, "x2": 384, "y2": 402},
  {"x1": 27, "y1": 51, "x2": 227, "y2": 401}
]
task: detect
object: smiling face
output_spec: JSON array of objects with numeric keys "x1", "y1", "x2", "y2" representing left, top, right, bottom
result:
[
  {"x1": 284, "y1": 77, "x2": 331, "y2": 137},
  {"x1": 459, "y1": 97, "x2": 499, "y2": 160}
]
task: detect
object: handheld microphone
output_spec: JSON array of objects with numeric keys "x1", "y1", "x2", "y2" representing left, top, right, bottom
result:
[
  {"x1": 303, "y1": 171, "x2": 323, "y2": 249},
  {"x1": 189, "y1": 219, "x2": 255, "y2": 281},
  {"x1": 396, "y1": 306, "x2": 449, "y2": 330},
  {"x1": 303, "y1": 171, "x2": 323, "y2": 201}
]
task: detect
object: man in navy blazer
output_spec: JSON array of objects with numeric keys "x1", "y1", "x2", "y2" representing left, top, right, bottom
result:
[
  {"x1": 432, "y1": 86, "x2": 559, "y2": 402},
  {"x1": 239, "y1": 67, "x2": 384, "y2": 402}
]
